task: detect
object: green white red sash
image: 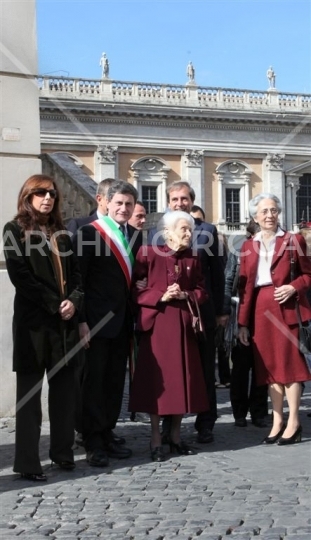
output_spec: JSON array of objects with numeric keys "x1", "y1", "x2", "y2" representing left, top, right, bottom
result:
[{"x1": 92, "y1": 216, "x2": 134, "y2": 289}]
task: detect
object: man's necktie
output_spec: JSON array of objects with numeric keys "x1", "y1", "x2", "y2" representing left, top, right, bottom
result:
[{"x1": 119, "y1": 224, "x2": 126, "y2": 237}]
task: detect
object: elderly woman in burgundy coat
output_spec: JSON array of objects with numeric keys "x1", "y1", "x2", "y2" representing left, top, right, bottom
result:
[
  {"x1": 238, "y1": 193, "x2": 311, "y2": 447},
  {"x1": 129, "y1": 211, "x2": 209, "y2": 462}
]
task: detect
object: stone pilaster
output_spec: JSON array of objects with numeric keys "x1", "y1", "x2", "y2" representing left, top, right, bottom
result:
[
  {"x1": 264, "y1": 153, "x2": 286, "y2": 226},
  {"x1": 95, "y1": 145, "x2": 118, "y2": 181},
  {"x1": 285, "y1": 175, "x2": 301, "y2": 230},
  {"x1": 182, "y1": 149, "x2": 205, "y2": 207}
]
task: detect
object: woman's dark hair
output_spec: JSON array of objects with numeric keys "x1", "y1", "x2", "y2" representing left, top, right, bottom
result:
[
  {"x1": 15, "y1": 174, "x2": 65, "y2": 232},
  {"x1": 246, "y1": 218, "x2": 260, "y2": 237}
]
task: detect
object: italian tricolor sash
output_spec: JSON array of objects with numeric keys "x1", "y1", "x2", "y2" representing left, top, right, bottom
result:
[{"x1": 91, "y1": 216, "x2": 134, "y2": 289}]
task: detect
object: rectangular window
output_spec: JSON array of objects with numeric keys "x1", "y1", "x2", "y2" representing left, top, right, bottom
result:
[
  {"x1": 226, "y1": 188, "x2": 240, "y2": 227},
  {"x1": 142, "y1": 185, "x2": 157, "y2": 214},
  {"x1": 297, "y1": 174, "x2": 311, "y2": 222}
]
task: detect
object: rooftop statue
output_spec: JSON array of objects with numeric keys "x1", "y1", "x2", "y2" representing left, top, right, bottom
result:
[
  {"x1": 100, "y1": 52, "x2": 109, "y2": 78},
  {"x1": 267, "y1": 66, "x2": 276, "y2": 89},
  {"x1": 187, "y1": 61, "x2": 195, "y2": 83}
]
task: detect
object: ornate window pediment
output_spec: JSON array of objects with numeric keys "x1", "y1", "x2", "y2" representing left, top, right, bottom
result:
[
  {"x1": 131, "y1": 156, "x2": 171, "y2": 213},
  {"x1": 215, "y1": 160, "x2": 253, "y2": 226},
  {"x1": 216, "y1": 160, "x2": 252, "y2": 181}
]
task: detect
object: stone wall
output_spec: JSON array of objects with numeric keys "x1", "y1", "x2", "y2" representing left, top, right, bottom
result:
[{"x1": 0, "y1": 0, "x2": 41, "y2": 416}]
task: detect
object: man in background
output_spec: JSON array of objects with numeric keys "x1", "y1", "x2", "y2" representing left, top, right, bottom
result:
[
  {"x1": 128, "y1": 200, "x2": 147, "y2": 230},
  {"x1": 67, "y1": 178, "x2": 114, "y2": 235}
]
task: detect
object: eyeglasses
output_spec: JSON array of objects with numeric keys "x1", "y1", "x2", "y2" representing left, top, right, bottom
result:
[
  {"x1": 258, "y1": 208, "x2": 279, "y2": 216},
  {"x1": 32, "y1": 189, "x2": 57, "y2": 199}
]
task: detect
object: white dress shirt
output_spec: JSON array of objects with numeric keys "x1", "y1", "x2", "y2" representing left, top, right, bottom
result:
[{"x1": 253, "y1": 228, "x2": 285, "y2": 287}]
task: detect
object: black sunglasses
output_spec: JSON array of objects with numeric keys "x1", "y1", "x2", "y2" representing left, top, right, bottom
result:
[{"x1": 32, "y1": 188, "x2": 58, "y2": 199}]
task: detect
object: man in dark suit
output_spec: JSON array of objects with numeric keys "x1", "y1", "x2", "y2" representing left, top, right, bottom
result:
[
  {"x1": 148, "y1": 181, "x2": 225, "y2": 444},
  {"x1": 67, "y1": 178, "x2": 114, "y2": 446},
  {"x1": 67, "y1": 178, "x2": 114, "y2": 235},
  {"x1": 73, "y1": 180, "x2": 142, "y2": 467}
]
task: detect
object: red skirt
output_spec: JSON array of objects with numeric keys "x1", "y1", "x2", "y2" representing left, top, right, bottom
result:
[{"x1": 251, "y1": 285, "x2": 311, "y2": 385}]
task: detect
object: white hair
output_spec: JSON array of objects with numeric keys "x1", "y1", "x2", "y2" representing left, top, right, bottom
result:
[
  {"x1": 158, "y1": 210, "x2": 195, "y2": 238},
  {"x1": 249, "y1": 193, "x2": 282, "y2": 218}
]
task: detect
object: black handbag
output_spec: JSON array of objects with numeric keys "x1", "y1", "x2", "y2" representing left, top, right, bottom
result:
[{"x1": 289, "y1": 235, "x2": 311, "y2": 359}]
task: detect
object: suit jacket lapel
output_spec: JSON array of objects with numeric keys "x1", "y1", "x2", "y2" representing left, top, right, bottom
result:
[{"x1": 271, "y1": 232, "x2": 290, "y2": 269}]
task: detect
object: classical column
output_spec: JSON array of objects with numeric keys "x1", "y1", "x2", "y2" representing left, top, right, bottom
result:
[
  {"x1": 182, "y1": 149, "x2": 204, "y2": 207},
  {"x1": 264, "y1": 153, "x2": 285, "y2": 226},
  {"x1": 285, "y1": 175, "x2": 301, "y2": 230},
  {"x1": 217, "y1": 173, "x2": 225, "y2": 223},
  {"x1": 241, "y1": 174, "x2": 250, "y2": 223},
  {"x1": 95, "y1": 145, "x2": 118, "y2": 181}
]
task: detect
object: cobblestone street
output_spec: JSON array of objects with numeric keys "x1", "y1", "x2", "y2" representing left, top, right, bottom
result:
[{"x1": 0, "y1": 380, "x2": 310, "y2": 539}]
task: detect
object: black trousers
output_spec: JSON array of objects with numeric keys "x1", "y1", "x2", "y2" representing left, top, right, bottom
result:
[
  {"x1": 82, "y1": 326, "x2": 129, "y2": 452},
  {"x1": 74, "y1": 355, "x2": 85, "y2": 434},
  {"x1": 194, "y1": 328, "x2": 218, "y2": 432},
  {"x1": 230, "y1": 341, "x2": 268, "y2": 420},
  {"x1": 216, "y1": 325, "x2": 231, "y2": 384},
  {"x1": 14, "y1": 366, "x2": 75, "y2": 474}
]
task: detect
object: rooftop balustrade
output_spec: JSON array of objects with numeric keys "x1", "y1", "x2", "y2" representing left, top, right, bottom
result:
[{"x1": 38, "y1": 76, "x2": 311, "y2": 112}]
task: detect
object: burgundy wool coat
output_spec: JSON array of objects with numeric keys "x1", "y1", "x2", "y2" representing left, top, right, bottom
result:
[{"x1": 129, "y1": 245, "x2": 209, "y2": 415}]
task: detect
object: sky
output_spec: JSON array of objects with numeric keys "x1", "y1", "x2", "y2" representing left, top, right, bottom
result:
[{"x1": 36, "y1": 0, "x2": 311, "y2": 93}]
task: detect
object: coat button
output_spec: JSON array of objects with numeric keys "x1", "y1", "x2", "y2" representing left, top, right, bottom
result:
[{"x1": 271, "y1": 271, "x2": 275, "y2": 274}]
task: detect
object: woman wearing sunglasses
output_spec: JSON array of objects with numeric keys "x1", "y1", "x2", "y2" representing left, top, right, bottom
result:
[{"x1": 3, "y1": 174, "x2": 84, "y2": 481}]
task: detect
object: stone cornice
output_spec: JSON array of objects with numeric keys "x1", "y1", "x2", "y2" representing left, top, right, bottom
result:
[
  {"x1": 39, "y1": 99, "x2": 310, "y2": 124},
  {"x1": 40, "y1": 110, "x2": 311, "y2": 135},
  {"x1": 40, "y1": 132, "x2": 311, "y2": 156}
]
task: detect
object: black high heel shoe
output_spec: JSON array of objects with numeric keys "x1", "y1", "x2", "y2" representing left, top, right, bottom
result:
[
  {"x1": 277, "y1": 425, "x2": 302, "y2": 446},
  {"x1": 262, "y1": 424, "x2": 286, "y2": 445},
  {"x1": 150, "y1": 444, "x2": 165, "y2": 462},
  {"x1": 20, "y1": 473, "x2": 47, "y2": 482},
  {"x1": 169, "y1": 440, "x2": 196, "y2": 455},
  {"x1": 50, "y1": 459, "x2": 76, "y2": 470}
]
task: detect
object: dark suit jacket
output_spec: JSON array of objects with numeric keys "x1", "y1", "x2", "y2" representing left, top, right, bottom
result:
[
  {"x1": 148, "y1": 218, "x2": 225, "y2": 328},
  {"x1": 238, "y1": 232, "x2": 311, "y2": 327},
  {"x1": 66, "y1": 211, "x2": 98, "y2": 237},
  {"x1": 73, "y1": 222, "x2": 142, "y2": 338}
]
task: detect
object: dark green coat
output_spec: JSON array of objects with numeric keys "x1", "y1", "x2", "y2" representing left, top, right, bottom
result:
[{"x1": 3, "y1": 221, "x2": 84, "y2": 373}]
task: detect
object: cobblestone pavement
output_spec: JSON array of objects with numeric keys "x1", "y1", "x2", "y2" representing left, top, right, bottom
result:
[{"x1": 0, "y1": 378, "x2": 310, "y2": 539}]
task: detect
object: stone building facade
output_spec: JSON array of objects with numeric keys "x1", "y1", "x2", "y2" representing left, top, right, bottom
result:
[{"x1": 39, "y1": 75, "x2": 311, "y2": 231}]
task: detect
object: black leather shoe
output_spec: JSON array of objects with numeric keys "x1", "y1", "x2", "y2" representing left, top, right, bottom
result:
[
  {"x1": 50, "y1": 453, "x2": 76, "y2": 470},
  {"x1": 109, "y1": 431, "x2": 126, "y2": 445},
  {"x1": 150, "y1": 444, "x2": 165, "y2": 462},
  {"x1": 86, "y1": 449, "x2": 109, "y2": 467},
  {"x1": 262, "y1": 424, "x2": 286, "y2": 445},
  {"x1": 252, "y1": 418, "x2": 268, "y2": 428},
  {"x1": 51, "y1": 460, "x2": 76, "y2": 471},
  {"x1": 20, "y1": 473, "x2": 47, "y2": 482},
  {"x1": 197, "y1": 428, "x2": 214, "y2": 444},
  {"x1": 106, "y1": 442, "x2": 132, "y2": 459},
  {"x1": 169, "y1": 440, "x2": 196, "y2": 455},
  {"x1": 235, "y1": 418, "x2": 247, "y2": 427},
  {"x1": 277, "y1": 425, "x2": 302, "y2": 446}
]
